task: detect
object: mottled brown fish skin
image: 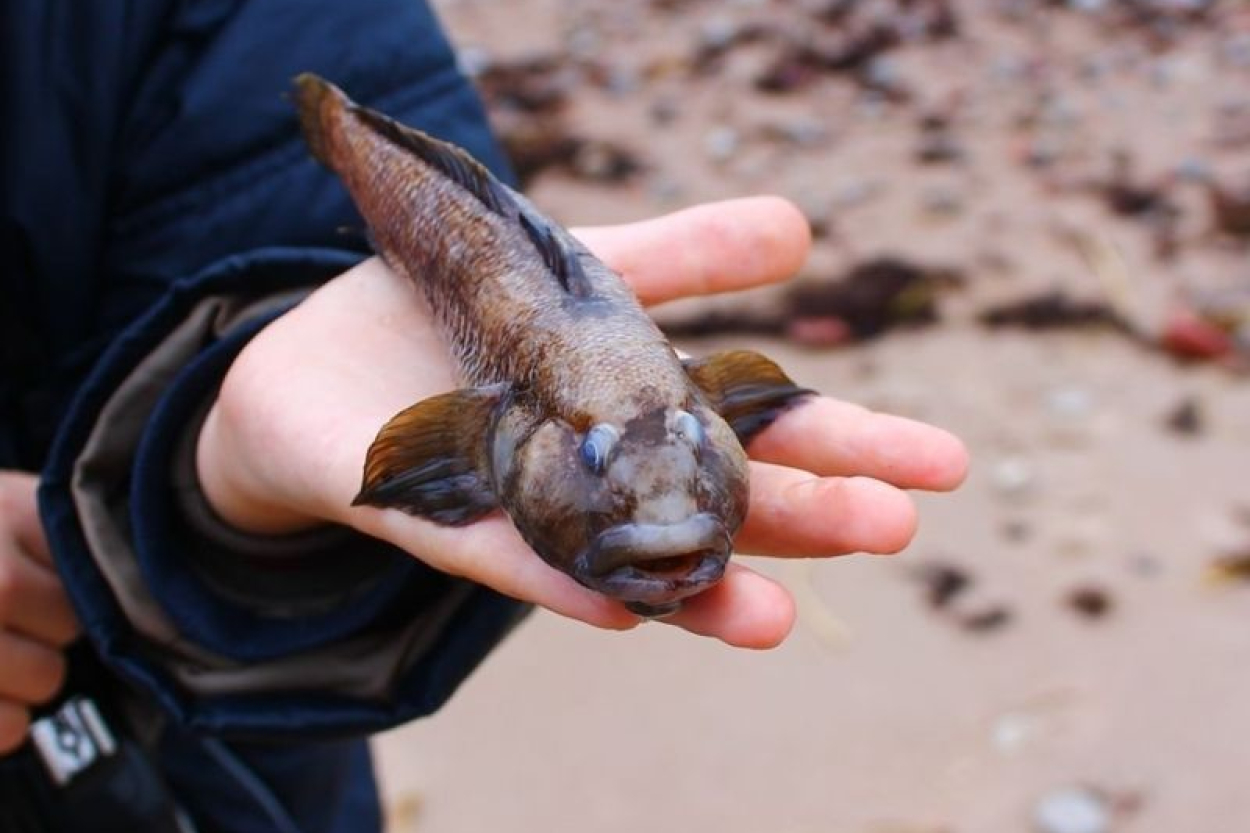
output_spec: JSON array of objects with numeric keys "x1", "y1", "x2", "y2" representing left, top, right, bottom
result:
[{"x1": 295, "y1": 75, "x2": 808, "y2": 615}]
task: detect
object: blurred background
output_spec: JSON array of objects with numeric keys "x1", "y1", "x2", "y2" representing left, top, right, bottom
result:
[{"x1": 374, "y1": 1, "x2": 1250, "y2": 830}]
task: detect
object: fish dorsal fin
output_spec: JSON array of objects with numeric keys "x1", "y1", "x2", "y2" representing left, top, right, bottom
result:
[
  {"x1": 352, "y1": 106, "x2": 514, "y2": 216},
  {"x1": 517, "y1": 207, "x2": 593, "y2": 297},
  {"x1": 352, "y1": 104, "x2": 593, "y2": 297}
]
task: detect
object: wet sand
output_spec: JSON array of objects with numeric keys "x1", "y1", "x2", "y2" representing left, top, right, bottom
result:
[{"x1": 376, "y1": 2, "x2": 1250, "y2": 830}]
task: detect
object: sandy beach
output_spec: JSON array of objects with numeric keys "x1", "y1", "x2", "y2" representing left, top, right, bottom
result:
[{"x1": 376, "y1": 2, "x2": 1250, "y2": 830}]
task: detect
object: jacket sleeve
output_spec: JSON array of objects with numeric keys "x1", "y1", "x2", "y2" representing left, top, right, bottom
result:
[{"x1": 31, "y1": 0, "x2": 528, "y2": 739}]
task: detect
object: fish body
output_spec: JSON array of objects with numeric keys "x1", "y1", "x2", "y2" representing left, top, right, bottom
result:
[{"x1": 295, "y1": 75, "x2": 809, "y2": 616}]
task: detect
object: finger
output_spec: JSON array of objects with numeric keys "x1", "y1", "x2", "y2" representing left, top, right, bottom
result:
[
  {"x1": 0, "y1": 549, "x2": 80, "y2": 646},
  {"x1": 0, "y1": 701, "x2": 31, "y2": 755},
  {"x1": 0, "y1": 472, "x2": 53, "y2": 566},
  {"x1": 748, "y1": 397, "x2": 970, "y2": 491},
  {"x1": 361, "y1": 510, "x2": 640, "y2": 631},
  {"x1": 572, "y1": 196, "x2": 811, "y2": 306},
  {"x1": 0, "y1": 632, "x2": 67, "y2": 705},
  {"x1": 735, "y1": 463, "x2": 918, "y2": 557},
  {"x1": 663, "y1": 562, "x2": 795, "y2": 649}
]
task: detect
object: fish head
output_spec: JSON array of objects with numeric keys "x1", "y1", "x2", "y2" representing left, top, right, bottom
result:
[{"x1": 496, "y1": 401, "x2": 749, "y2": 616}]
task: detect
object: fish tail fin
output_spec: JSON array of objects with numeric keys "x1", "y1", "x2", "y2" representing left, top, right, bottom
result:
[{"x1": 292, "y1": 72, "x2": 345, "y2": 167}]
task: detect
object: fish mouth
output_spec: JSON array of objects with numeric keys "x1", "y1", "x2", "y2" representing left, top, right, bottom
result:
[{"x1": 575, "y1": 513, "x2": 731, "y2": 616}]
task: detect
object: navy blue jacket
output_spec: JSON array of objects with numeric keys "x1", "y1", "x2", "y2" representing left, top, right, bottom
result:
[{"x1": 2, "y1": 2, "x2": 526, "y2": 830}]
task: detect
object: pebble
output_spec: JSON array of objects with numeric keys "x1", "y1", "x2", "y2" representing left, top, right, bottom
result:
[
  {"x1": 1043, "y1": 386, "x2": 1097, "y2": 446},
  {"x1": 1223, "y1": 34, "x2": 1250, "y2": 69},
  {"x1": 1163, "y1": 396, "x2": 1203, "y2": 436},
  {"x1": 1066, "y1": 586, "x2": 1113, "y2": 619},
  {"x1": 698, "y1": 15, "x2": 739, "y2": 51},
  {"x1": 1173, "y1": 156, "x2": 1211, "y2": 183},
  {"x1": 455, "y1": 45, "x2": 492, "y2": 78},
  {"x1": 603, "y1": 64, "x2": 642, "y2": 96},
  {"x1": 833, "y1": 177, "x2": 884, "y2": 209},
  {"x1": 565, "y1": 25, "x2": 601, "y2": 58},
  {"x1": 1001, "y1": 519, "x2": 1032, "y2": 542},
  {"x1": 992, "y1": 456, "x2": 1036, "y2": 498},
  {"x1": 919, "y1": 184, "x2": 965, "y2": 218},
  {"x1": 703, "y1": 125, "x2": 741, "y2": 162},
  {"x1": 1045, "y1": 386, "x2": 1095, "y2": 419},
  {"x1": 1033, "y1": 786, "x2": 1110, "y2": 833},
  {"x1": 992, "y1": 711, "x2": 1041, "y2": 754},
  {"x1": 1126, "y1": 552, "x2": 1161, "y2": 577},
  {"x1": 959, "y1": 604, "x2": 1013, "y2": 633},
  {"x1": 771, "y1": 118, "x2": 830, "y2": 147},
  {"x1": 648, "y1": 176, "x2": 686, "y2": 205},
  {"x1": 1234, "y1": 321, "x2": 1250, "y2": 356},
  {"x1": 1055, "y1": 515, "x2": 1110, "y2": 559},
  {"x1": 863, "y1": 55, "x2": 909, "y2": 99},
  {"x1": 1196, "y1": 509, "x2": 1250, "y2": 554},
  {"x1": 648, "y1": 96, "x2": 680, "y2": 126},
  {"x1": 1023, "y1": 135, "x2": 1065, "y2": 169}
]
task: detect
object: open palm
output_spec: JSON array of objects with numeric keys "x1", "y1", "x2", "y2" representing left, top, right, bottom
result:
[{"x1": 198, "y1": 197, "x2": 968, "y2": 648}]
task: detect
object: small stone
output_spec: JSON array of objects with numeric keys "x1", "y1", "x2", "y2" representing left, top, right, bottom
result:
[
  {"x1": 1023, "y1": 135, "x2": 1065, "y2": 169},
  {"x1": 833, "y1": 177, "x2": 883, "y2": 209},
  {"x1": 1196, "y1": 509, "x2": 1250, "y2": 554},
  {"x1": 1223, "y1": 34, "x2": 1250, "y2": 69},
  {"x1": 959, "y1": 605, "x2": 1012, "y2": 633},
  {"x1": 648, "y1": 176, "x2": 685, "y2": 205},
  {"x1": 649, "y1": 96, "x2": 680, "y2": 126},
  {"x1": 1127, "y1": 552, "x2": 1161, "y2": 577},
  {"x1": 915, "y1": 562, "x2": 972, "y2": 609},
  {"x1": 794, "y1": 194, "x2": 834, "y2": 239},
  {"x1": 1033, "y1": 786, "x2": 1110, "y2": 833},
  {"x1": 1002, "y1": 519, "x2": 1032, "y2": 542},
  {"x1": 1164, "y1": 397, "x2": 1203, "y2": 436},
  {"x1": 565, "y1": 25, "x2": 600, "y2": 58},
  {"x1": 1173, "y1": 157, "x2": 1211, "y2": 183},
  {"x1": 603, "y1": 64, "x2": 642, "y2": 96},
  {"x1": 698, "y1": 15, "x2": 739, "y2": 51},
  {"x1": 862, "y1": 56, "x2": 910, "y2": 101},
  {"x1": 703, "y1": 125, "x2": 740, "y2": 162},
  {"x1": 916, "y1": 132, "x2": 965, "y2": 165},
  {"x1": 570, "y1": 141, "x2": 641, "y2": 182},
  {"x1": 1208, "y1": 552, "x2": 1250, "y2": 584},
  {"x1": 1066, "y1": 586, "x2": 1113, "y2": 619},
  {"x1": 1044, "y1": 387, "x2": 1097, "y2": 446},
  {"x1": 992, "y1": 712, "x2": 1040, "y2": 754},
  {"x1": 1046, "y1": 387, "x2": 1094, "y2": 419},
  {"x1": 455, "y1": 45, "x2": 492, "y2": 78},
  {"x1": 992, "y1": 456, "x2": 1036, "y2": 498},
  {"x1": 919, "y1": 184, "x2": 965, "y2": 218},
  {"x1": 1055, "y1": 516, "x2": 1109, "y2": 559},
  {"x1": 771, "y1": 118, "x2": 830, "y2": 147}
]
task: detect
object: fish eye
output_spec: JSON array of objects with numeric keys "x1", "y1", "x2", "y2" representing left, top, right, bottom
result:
[
  {"x1": 673, "y1": 410, "x2": 704, "y2": 449},
  {"x1": 579, "y1": 423, "x2": 619, "y2": 474}
]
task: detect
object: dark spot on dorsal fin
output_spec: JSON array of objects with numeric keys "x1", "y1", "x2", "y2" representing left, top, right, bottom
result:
[
  {"x1": 351, "y1": 103, "x2": 594, "y2": 297},
  {"x1": 517, "y1": 207, "x2": 593, "y2": 297}
]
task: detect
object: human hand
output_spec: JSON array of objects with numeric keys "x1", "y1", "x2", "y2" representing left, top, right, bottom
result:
[
  {"x1": 198, "y1": 196, "x2": 968, "y2": 648},
  {"x1": 0, "y1": 471, "x2": 80, "y2": 753}
]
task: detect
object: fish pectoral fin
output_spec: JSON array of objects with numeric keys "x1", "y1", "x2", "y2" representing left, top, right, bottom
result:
[
  {"x1": 683, "y1": 350, "x2": 813, "y2": 444},
  {"x1": 352, "y1": 384, "x2": 508, "y2": 525}
]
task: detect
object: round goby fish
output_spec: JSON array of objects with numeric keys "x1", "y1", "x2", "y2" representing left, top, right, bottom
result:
[{"x1": 294, "y1": 75, "x2": 811, "y2": 616}]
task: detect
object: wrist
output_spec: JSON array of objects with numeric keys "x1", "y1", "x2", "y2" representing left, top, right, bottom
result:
[{"x1": 196, "y1": 404, "x2": 320, "y2": 534}]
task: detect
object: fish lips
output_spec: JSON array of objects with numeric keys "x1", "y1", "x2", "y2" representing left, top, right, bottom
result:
[{"x1": 573, "y1": 513, "x2": 732, "y2": 614}]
